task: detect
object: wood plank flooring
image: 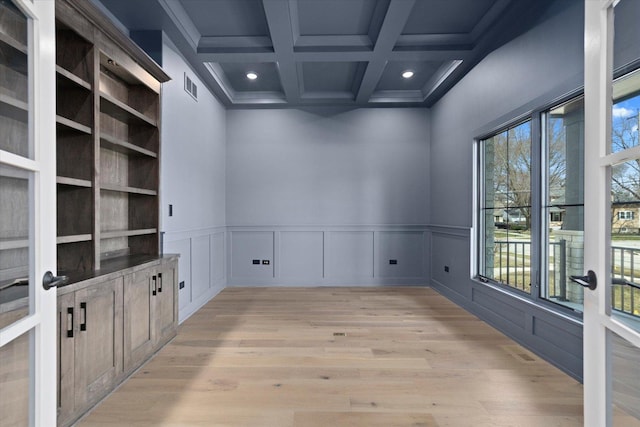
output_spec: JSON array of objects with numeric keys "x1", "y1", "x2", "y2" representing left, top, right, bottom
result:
[{"x1": 77, "y1": 287, "x2": 588, "y2": 427}]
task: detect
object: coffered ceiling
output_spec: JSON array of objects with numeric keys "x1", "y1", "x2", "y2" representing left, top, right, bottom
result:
[{"x1": 96, "y1": 0, "x2": 551, "y2": 108}]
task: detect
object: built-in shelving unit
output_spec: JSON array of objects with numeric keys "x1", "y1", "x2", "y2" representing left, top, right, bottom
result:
[{"x1": 55, "y1": 0, "x2": 169, "y2": 278}]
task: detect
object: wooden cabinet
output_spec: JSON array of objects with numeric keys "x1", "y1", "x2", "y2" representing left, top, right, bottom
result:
[
  {"x1": 123, "y1": 262, "x2": 178, "y2": 373},
  {"x1": 57, "y1": 278, "x2": 123, "y2": 427},
  {"x1": 57, "y1": 257, "x2": 178, "y2": 427},
  {"x1": 123, "y1": 268, "x2": 155, "y2": 373},
  {"x1": 156, "y1": 262, "x2": 179, "y2": 346}
]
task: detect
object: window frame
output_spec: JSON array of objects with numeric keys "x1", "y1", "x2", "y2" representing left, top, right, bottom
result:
[
  {"x1": 618, "y1": 210, "x2": 634, "y2": 220},
  {"x1": 474, "y1": 93, "x2": 585, "y2": 318}
]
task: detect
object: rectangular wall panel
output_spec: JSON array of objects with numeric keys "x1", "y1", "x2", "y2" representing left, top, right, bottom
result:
[
  {"x1": 325, "y1": 231, "x2": 374, "y2": 278},
  {"x1": 231, "y1": 231, "x2": 274, "y2": 278},
  {"x1": 431, "y1": 232, "x2": 471, "y2": 299},
  {"x1": 164, "y1": 238, "x2": 191, "y2": 311},
  {"x1": 280, "y1": 231, "x2": 323, "y2": 279},
  {"x1": 191, "y1": 235, "x2": 210, "y2": 301},
  {"x1": 375, "y1": 231, "x2": 424, "y2": 278},
  {"x1": 211, "y1": 232, "x2": 225, "y2": 283}
]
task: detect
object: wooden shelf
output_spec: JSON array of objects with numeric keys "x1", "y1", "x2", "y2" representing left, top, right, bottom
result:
[
  {"x1": 100, "y1": 92, "x2": 156, "y2": 126},
  {"x1": 100, "y1": 184, "x2": 157, "y2": 196},
  {"x1": 57, "y1": 176, "x2": 92, "y2": 188},
  {"x1": 0, "y1": 92, "x2": 28, "y2": 114},
  {"x1": 56, "y1": 65, "x2": 91, "y2": 90},
  {"x1": 101, "y1": 229, "x2": 157, "y2": 239},
  {"x1": 57, "y1": 234, "x2": 92, "y2": 245},
  {"x1": 56, "y1": 115, "x2": 92, "y2": 134},
  {"x1": 0, "y1": 31, "x2": 27, "y2": 55},
  {"x1": 0, "y1": 238, "x2": 29, "y2": 251},
  {"x1": 100, "y1": 133, "x2": 157, "y2": 158}
]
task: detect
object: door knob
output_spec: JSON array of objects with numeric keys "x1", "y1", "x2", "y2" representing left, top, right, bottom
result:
[
  {"x1": 569, "y1": 270, "x2": 597, "y2": 290},
  {"x1": 42, "y1": 271, "x2": 69, "y2": 290}
]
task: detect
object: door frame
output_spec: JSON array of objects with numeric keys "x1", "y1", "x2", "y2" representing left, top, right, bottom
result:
[
  {"x1": 583, "y1": 0, "x2": 640, "y2": 425},
  {"x1": 0, "y1": 0, "x2": 57, "y2": 425}
]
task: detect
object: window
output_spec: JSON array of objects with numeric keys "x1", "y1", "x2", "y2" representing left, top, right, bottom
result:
[
  {"x1": 542, "y1": 97, "x2": 584, "y2": 311},
  {"x1": 479, "y1": 120, "x2": 532, "y2": 293},
  {"x1": 550, "y1": 211, "x2": 563, "y2": 222},
  {"x1": 618, "y1": 211, "x2": 634, "y2": 220},
  {"x1": 478, "y1": 68, "x2": 640, "y2": 317},
  {"x1": 478, "y1": 103, "x2": 585, "y2": 309}
]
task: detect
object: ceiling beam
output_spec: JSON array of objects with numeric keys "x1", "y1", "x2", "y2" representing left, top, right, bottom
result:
[
  {"x1": 262, "y1": 0, "x2": 300, "y2": 102},
  {"x1": 198, "y1": 48, "x2": 470, "y2": 64},
  {"x1": 294, "y1": 35, "x2": 373, "y2": 52},
  {"x1": 197, "y1": 52, "x2": 277, "y2": 63},
  {"x1": 470, "y1": 0, "x2": 512, "y2": 41},
  {"x1": 394, "y1": 34, "x2": 473, "y2": 48},
  {"x1": 355, "y1": 0, "x2": 416, "y2": 104},
  {"x1": 198, "y1": 36, "x2": 273, "y2": 53},
  {"x1": 157, "y1": 0, "x2": 200, "y2": 50}
]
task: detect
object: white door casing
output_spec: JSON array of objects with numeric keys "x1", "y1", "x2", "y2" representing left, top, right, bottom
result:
[
  {"x1": 583, "y1": 0, "x2": 640, "y2": 425},
  {"x1": 0, "y1": 0, "x2": 57, "y2": 425}
]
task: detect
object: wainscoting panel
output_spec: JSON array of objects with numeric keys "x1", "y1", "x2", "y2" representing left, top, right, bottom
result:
[
  {"x1": 431, "y1": 230, "x2": 471, "y2": 299},
  {"x1": 163, "y1": 227, "x2": 227, "y2": 323},
  {"x1": 211, "y1": 232, "x2": 225, "y2": 284},
  {"x1": 163, "y1": 238, "x2": 191, "y2": 313},
  {"x1": 227, "y1": 226, "x2": 429, "y2": 286},
  {"x1": 375, "y1": 231, "x2": 424, "y2": 278},
  {"x1": 325, "y1": 231, "x2": 374, "y2": 279},
  {"x1": 230, "y1": 231, "x2": 274, "y2": 279},
  {"x1": 191, "y1": 235, "x2": 210, "y2": 302},
  {"x1": 279, "y1": 231, "x2": 324, "y2": 279}
]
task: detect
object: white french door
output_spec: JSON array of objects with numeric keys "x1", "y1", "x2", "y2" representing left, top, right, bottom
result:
[
  {"x1": 0, "y1": 0, "x2": 57, "y2": 426},
  {"x1": 583, "y1": 0, "x2": 640, "y2": 425}
]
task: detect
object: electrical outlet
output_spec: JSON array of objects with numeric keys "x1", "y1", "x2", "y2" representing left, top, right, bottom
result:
[
  {"x1": 179, "y1": 281, "x2": 185, "y2": 289},
  {"x1": 252, "y1": 259, "x2": 260, "y2": 265},
  {"x1": 389, "y1": 259, "x2": 398, "y2": 265},
  {"x1": 444, "y1": 265, "x2": 450, "y2": 272},
  {"x1": 262, "y1": 260, "x2": 270, "y2": 265}
]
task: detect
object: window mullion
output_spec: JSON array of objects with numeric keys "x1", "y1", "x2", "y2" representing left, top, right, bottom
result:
[{"x1": 530, "y1": 112, "x2": 543, "y2": 300}]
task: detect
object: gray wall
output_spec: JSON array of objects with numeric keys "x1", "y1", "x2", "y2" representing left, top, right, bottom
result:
[
  {"x1": 428, "y1": 0, "x2": 585, "y2": 379},
  {"x1": 226, "y1": 108, "x2": 430, "y2": 286},
  {"x1": 226, "y1": 108, "x2": 429, "y2": 226},
  {"x1": 160, "y1": 34, "x2": 227, "y2": 322}
]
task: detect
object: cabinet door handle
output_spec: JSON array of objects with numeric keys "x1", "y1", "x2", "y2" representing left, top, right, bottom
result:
[
  {"x1": 152, "y1": 275, "x2": 157, "y2": 296},
  {"x1": 80, "y1": 302, "x2": 87, "y2": 331},
  {"x1": 158, "y1": 272, "x2": 163, "y2": 293},
  {"x1": 67, "y1": 307, "x2": 74, "y2": 338}
]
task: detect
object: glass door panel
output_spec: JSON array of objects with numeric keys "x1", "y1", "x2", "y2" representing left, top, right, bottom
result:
[
  {"x1": 0, "y1": 0, "x2": 57, "y2": 426},
  {"x1": 0, "y1": 164, "x2": 32, "y2": 329},
  {"x1": 583, "y1": 0, "x2": 640, "y2": 425}
]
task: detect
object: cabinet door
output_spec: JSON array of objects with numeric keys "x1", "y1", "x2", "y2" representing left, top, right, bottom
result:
[
  {"x1": 155, "y1": 261, "x2": 177, "y2": 347},
  {"x1": 74, "y1": 277, "x2": 123, "y2": 409},
  {"x1": 123, "y1": 268, "x2": 155, "y2": 372},
  {"x1": 57, "y1": 293, "x2": 76, "y2": 424}
]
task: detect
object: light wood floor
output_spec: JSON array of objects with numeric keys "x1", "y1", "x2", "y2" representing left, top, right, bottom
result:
[{"x1": 78, "y1": 287, "x2": 586, "y2": 427}]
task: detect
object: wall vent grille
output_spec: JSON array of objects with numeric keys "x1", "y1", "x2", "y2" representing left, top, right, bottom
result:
[{"x1": 184, "y1": 72, "x2": 198, "y2": 100}]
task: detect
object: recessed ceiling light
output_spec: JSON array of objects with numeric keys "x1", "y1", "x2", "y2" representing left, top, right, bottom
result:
[
  {"x1": 402, "y1": 70, "x2": 414, "y2": 79},
  {"x1": 246, "y1": 72, "x2": 258, "y2": 80}
]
